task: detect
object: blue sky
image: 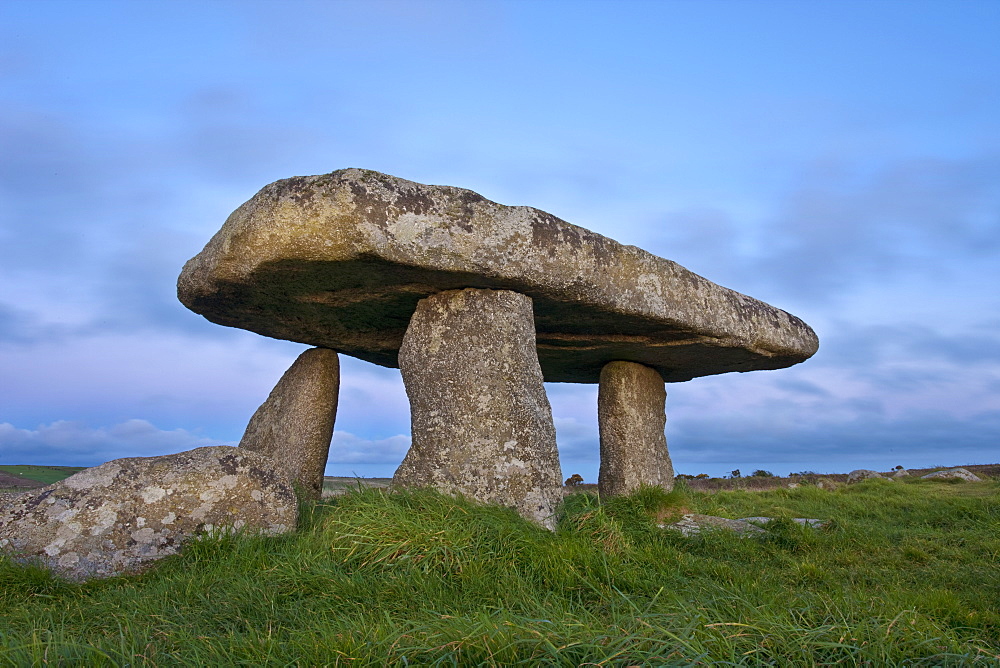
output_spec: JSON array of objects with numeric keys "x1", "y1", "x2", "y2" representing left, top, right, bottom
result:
[{"x1": 2, "y1": 0, "x2": 998, "y2": 479}]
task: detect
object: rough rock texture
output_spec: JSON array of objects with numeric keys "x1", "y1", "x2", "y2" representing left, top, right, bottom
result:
[
  {"x1": 598, "y1": 360, "x2": 673, "y2": 497},
  {"x1": 0, "y1": 447, "x2": 297, "y2": 581},
  {"x1": 178, "y1": 168, "x2": 819, "y2": 383},
  {"x1": 921, "y1": 468, "x2": 982, "y2": 482},
  {"x1": 847, "y1": 469, "x2": 890, "y2": 483},
  {"x1": 662, "y1": 514, "x2": 826, "y2": 537},
  {"x1": 239, "y1": 347, "x2": 339, "y2": 499},
  {"x1": 392, "y1": 289, "x2": 563, "y2": 528},
  {"x1": 740, "y1": 517, "x2": 828, "y2": 529}
]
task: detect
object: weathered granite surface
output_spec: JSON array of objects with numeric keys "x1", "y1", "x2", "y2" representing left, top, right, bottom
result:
[
  {"x1": 240, "y1": 346, "x2": 339, "y2": 499},
  {"x1": 847, "y1": 469, "x2": 890, "y2": 483},
  {"x1": 0, "y1": 447, "x2": 296, "y2": 581},
  {"x1": 392, "y1": 289, "x2": 563, "y2": 528},
  {"x1": 598, "y1": 360, "x2": 673, "y2": 497},
  {"x1": 663, "y1": 514, "x2": 827, "y2": 536},
  {"x1": 921, "y1": 468, "x2": 982, "y2": 482},
  {"x1": 178, "y1": 168, "x2": 819, "y2": 383}
]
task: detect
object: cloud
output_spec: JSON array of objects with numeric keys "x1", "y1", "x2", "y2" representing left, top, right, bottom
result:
[
  {"x1": 0, "y1": 0, "x2": 996, "y2": 484},
  {"x1": 669, "y1": 408, "x2": 1000, "y2": 478},
  {"x1": 0, "y1": 331, "x2": 308, "y2": 435},
  {"x1": 646, "y1": 155, "x2": 1000, "y2": 307},
  {"x1": 328, "y1": 431, "x2": 410, "y2": 466},
  {"x1": 0, "y1": 420, "x2": 411, "y2": 480},
  {"x1": 0, "y1": 419, "x2": 223, "y2": 467},
  {"x1": 759, "y1": 156, "x2": 1000, "y2": 301},
  {"x1": 661, "y1": 318, "x2": 1000, "y2": 476}
]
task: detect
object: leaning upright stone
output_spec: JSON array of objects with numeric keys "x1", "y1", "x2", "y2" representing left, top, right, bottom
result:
[
  {"x1": 598, "y1": 360, "x2": 674, "y2": 497},
  {"x1": 240, "y1": 347, "x2": 339, "y2": 499},
  {"x1": 393, "y1": 288, "x2": 563, "y2": 529}
]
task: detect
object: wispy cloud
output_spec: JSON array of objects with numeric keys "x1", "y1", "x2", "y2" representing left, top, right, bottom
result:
[{"x1": 0, "y1": 420, "x2": 222, "y2": 467}]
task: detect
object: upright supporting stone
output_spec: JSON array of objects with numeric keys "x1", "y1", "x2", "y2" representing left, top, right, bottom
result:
[
  {"x1": 240, "y1": 347, "x2": 339, "y2": 500},
  {"x1": 393, "y1": 288, "x2": 563, "y2": 528},
  {"x1": 598, "y1": 360, "x2": 674, "y2": 497}
]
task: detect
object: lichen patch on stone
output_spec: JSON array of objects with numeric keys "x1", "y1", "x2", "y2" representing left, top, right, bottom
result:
[{"x1": 0, "y1": 446, "x2": 298, "y2": 581}]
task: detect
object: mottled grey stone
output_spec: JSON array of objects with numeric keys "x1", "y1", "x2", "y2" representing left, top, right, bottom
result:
[
  {"x1": 392, "y1": 288, "x2": 563, "y2": 528},
  {"x1": 664, "y1": 513, "x2": 763, "y2": 536},
  {"x1": 0, "y1": 447, "x2": 297, "y2": 581},
  {"x1": 921, "y1": 468, "x2": 982, "y2": 482},
  {"x1": 178, "y1": 168, "x2": 819, "y2": 383},
  {"x1": 663, "y1": 514, "x2": 827, "y2": 537},
  {"x1": 598, "y1": 360, "x2": 674, "y2": 497},
  {"x1": 239, "y1": 347, "x2": 339, "y2": 499},
  {"x1": 847, "y1": 469, "x2": 891, "y2": 483}
]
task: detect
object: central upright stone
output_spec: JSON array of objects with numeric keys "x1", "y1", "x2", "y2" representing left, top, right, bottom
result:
[
  {"x1": 393, "y1": 288, "x2": 563, "y2": 528},
  {"x1": 598, "y1": 360, "x2": 673, "y2": 497}
]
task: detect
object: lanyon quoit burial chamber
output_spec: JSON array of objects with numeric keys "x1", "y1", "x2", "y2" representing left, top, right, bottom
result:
[{"x1": 178, "y1": 168, "x2": 818, "y2": 528}]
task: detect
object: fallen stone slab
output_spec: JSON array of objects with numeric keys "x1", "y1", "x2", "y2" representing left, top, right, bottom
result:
[
  {"x1": 847, "y1": 469, "x2": 891, "y2": 484},
  {"x1": 921, "y1": 467, "x2": 982, "y2": 482},
  {"x1": 178, "y1": 168, "x2": 818, "y2": 383},
  {"x1": 662, "y1": 513, "x2": 827, "y2": 537},
  {"x1": 663, "y1": 513, "x2": 765, "y2": 536},
  {"x1": 0, "y1": 447, "x2": 297, "y2": 581},
  {"x1": 739, "y1": 517, "x2": 828, "y2": 528}
]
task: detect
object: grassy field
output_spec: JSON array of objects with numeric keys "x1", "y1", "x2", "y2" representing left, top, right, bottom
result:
[
  {"x1": 2, "y1": 476, "x2": 998, "y2": 665},
  {"x1": 0, "y1": 464, "x2": 87, "y2": 486}
]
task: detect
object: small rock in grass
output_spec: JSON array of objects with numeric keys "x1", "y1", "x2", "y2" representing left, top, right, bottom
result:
[
  {"x1": 847, "y1": 469, "x2": 891, "y2": 484},
  {"x1": 661, "y1": 514, "x2": 827, "y2": 536},
  {"x1": 920, "y1": 467, "x2": 982, "y2": 482}
]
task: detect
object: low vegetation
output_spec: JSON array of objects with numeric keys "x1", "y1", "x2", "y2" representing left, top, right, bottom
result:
[
  {"x1": 2, "y1": 476, "x2": 998, "y2": 665},
  {"x1": 0, "y1": 465, "x2": 87, "y2": 490}
]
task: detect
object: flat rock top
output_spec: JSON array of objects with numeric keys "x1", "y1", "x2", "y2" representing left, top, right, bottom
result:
[{"x1": 178, "y1": 169, "x2": 818, "y2": 382}]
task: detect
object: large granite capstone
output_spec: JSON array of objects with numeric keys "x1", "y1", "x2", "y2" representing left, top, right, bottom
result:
[{"x1": 178, "y1": 169, "x2": 818, "y2": 383}]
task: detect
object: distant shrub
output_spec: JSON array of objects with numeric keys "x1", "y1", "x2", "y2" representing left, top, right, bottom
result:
[
  {"x1": 751, "y1": 469, "x2": 775, "y2": 478},
  {"x1": 730, "y1": 469, "x2": 742, "y2": 478},
  {"x1": 675, "y1": 474, "x2": 695, "y2": 480},
  {"x1": 790, "y1": 471, "x2": 818, "y2": 477},
  {"x1": 694, "y1": 473, "x2": 710, "y2": 479},
  {"x1": 564, "y1": 474, "x2": 584, "y2": 487}
]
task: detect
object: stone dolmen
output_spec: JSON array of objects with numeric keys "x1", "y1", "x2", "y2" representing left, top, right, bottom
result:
[{"x1": 178, "y1": 169, "x2": 818, "y2": 527}]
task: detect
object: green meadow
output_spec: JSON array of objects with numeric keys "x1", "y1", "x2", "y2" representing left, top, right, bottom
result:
[
  {"x1": 0, "y1": 465, "x2": 87, "y2": 487},
  {"x1": 1, "y1": 477, "x2": 998, "y2": 665}
]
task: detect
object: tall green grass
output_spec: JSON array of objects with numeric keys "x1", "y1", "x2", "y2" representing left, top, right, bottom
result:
[{"x1": 2, "y1": 478, "x2": 998, "y2": 665}]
